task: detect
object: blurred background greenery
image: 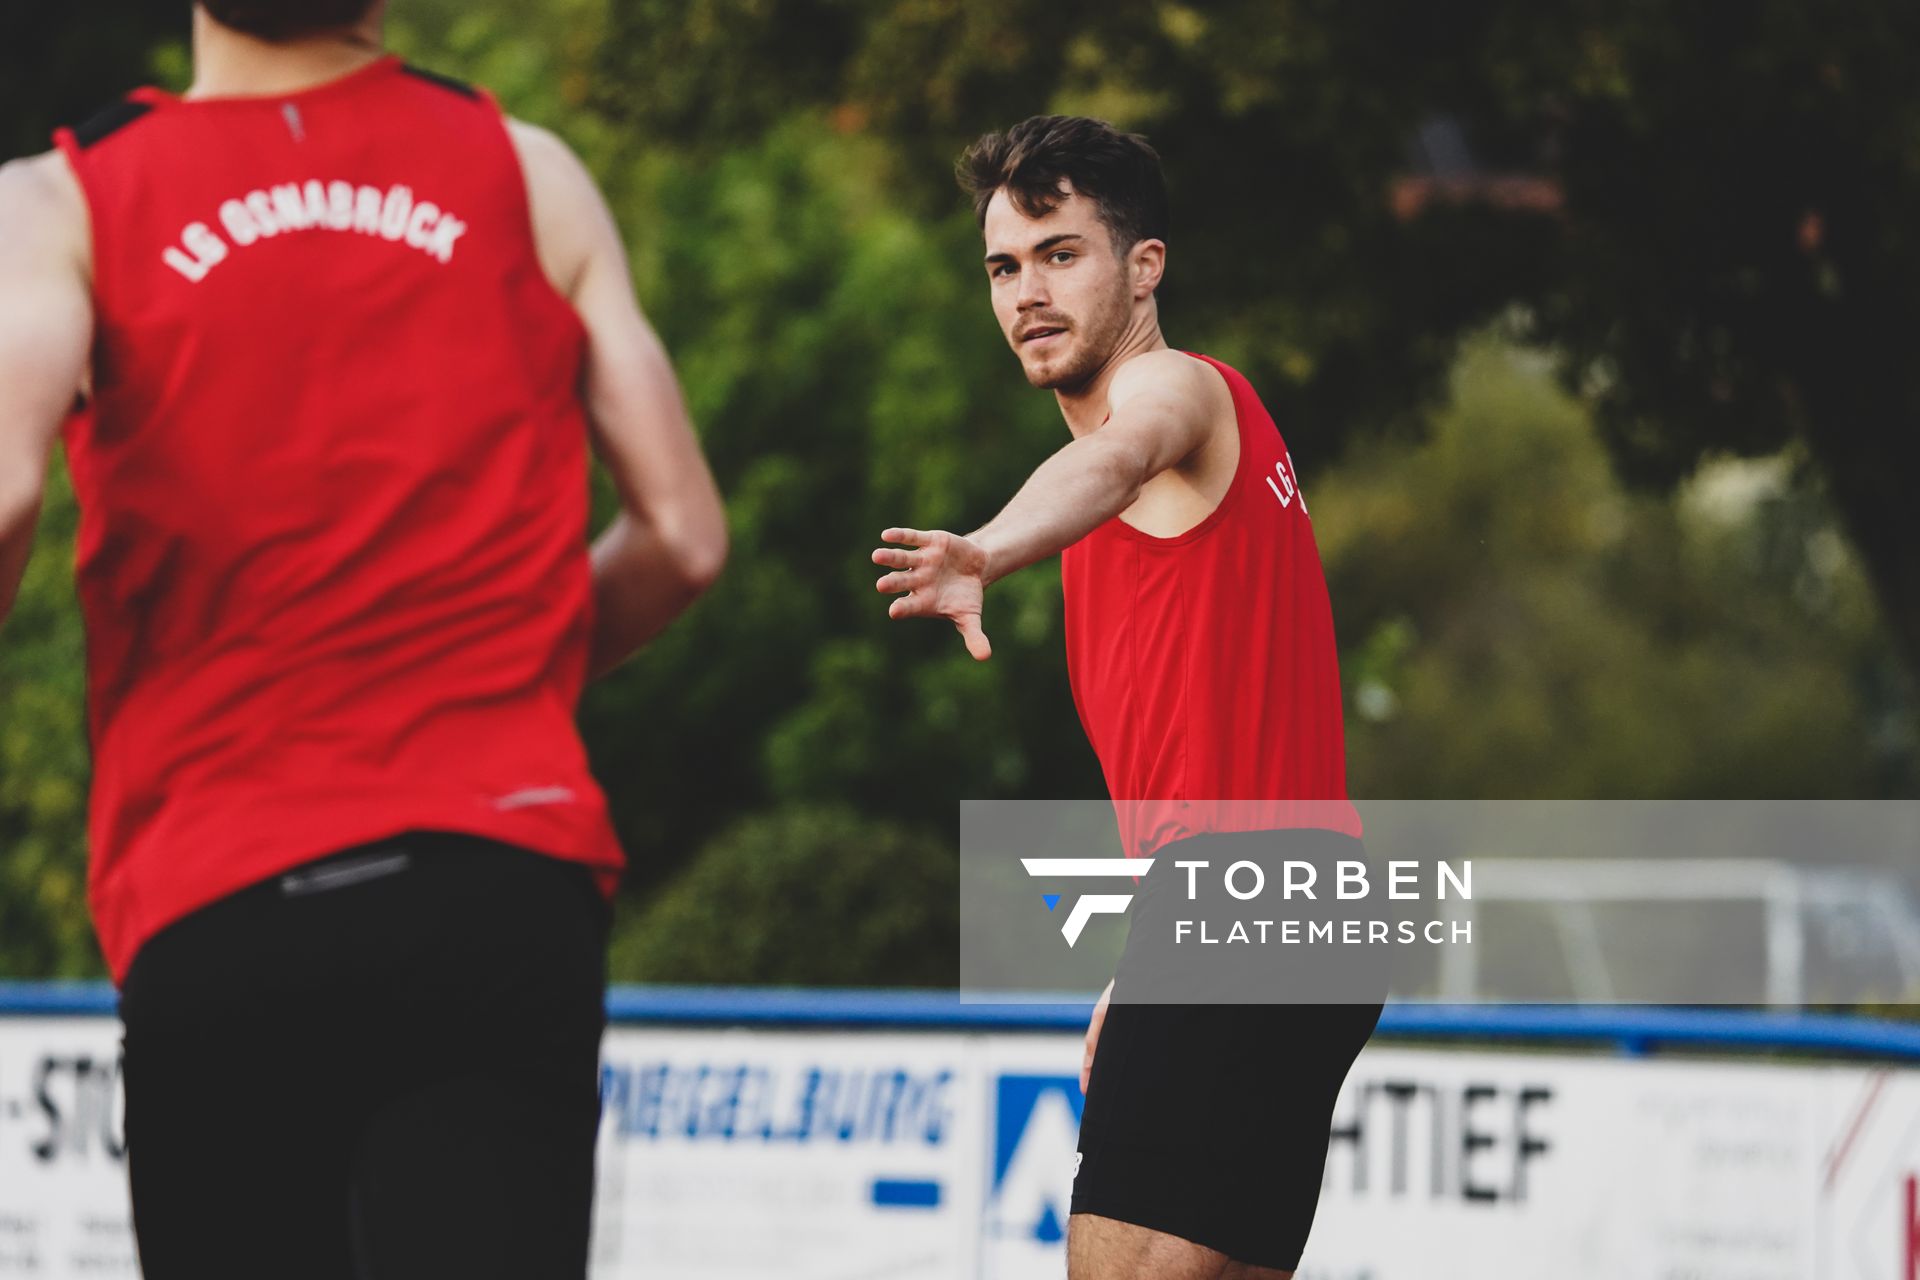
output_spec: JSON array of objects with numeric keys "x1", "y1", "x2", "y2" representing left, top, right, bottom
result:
[{"x1": 2, "y1": 0, "x2": 1915, "y2": 980}]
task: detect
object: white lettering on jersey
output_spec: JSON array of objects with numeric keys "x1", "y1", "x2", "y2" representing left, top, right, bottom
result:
[
  {"x1": 272, "y1": 183, "x2": 313, "y2": 230},
  {"x1": 161, "y1": 222, "x2": 229, "y2": 282},
  {"x1": 1265, "y1": 451, "x2": 1310, "y2": 517},
  {"x1": 302, "y1": 179, "x2": 332, "y2": 228},
  {"x1": 244, "y1": 189, "x2": 281, "y2": 237},
  {"x1": 218, "y1": 199, "x2": 259, "y2": 246},
  {"x1": 424, "y1": 214, "x2": 467, "y2": 263},
  {"x1": 377, "y1": 185, "x2": 413, "y2": 241},
  {"x1": 352, "y1": 184, "x2": 383, "y2": 234},
  {"x1": 158, "y1": 179, "x2": 471, "y2": 283}
]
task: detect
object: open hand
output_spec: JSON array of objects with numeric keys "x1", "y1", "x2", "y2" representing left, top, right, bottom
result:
[{"x1": 872, "y1": 527, "x2": 992, "y2": 661}]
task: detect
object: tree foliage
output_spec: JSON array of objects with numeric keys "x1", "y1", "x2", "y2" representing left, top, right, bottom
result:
[
  {"x1": 608, "y1": 805, "x2": 957, "y2": 985},
  {"x1": 599, "y1": 0, "x2": 1920, "y2": 674},
  {"x1": 0, "y1": 1, "x2": 1913, "y2": 980}
]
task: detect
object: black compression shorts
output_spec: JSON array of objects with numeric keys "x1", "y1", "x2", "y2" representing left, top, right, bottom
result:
[
  {"x1": 117, "y1": 831, "x2": 611, "y2": 1280},
  {"x1": 1070, "y1": 828, "x2": 1387, "y2": 1271}
]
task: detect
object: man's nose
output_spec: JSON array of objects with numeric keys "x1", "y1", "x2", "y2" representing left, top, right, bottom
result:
[{"x1": 1016, "y1": 270, "x2": 1050, "y2": 310}]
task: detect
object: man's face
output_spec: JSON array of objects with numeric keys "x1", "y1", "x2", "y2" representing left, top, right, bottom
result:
[{"x1": 982, "y1": 183, "x2": 1135, "y2": 392}]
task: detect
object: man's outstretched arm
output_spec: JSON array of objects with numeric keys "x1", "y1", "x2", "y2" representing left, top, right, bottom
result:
[
  {"x1": 0, "y1": 154, "x2": 91, "y2": 631},
  {"x1": 871, "y1": 349, "x2": 1221, "y2": 659},
  {"x1": 511, "y1": 121, "x2": 729, "y2": 679}
]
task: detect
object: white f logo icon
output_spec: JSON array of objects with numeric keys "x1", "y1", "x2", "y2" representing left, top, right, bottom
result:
[{"x1": 1020, "y1": 859, "x2": 1156, "y2": 946}]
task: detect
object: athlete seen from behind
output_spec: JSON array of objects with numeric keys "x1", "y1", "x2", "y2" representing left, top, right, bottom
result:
[
  {"x1": 0, "y1": 2, "x2": 726, "y2": 1274},
  {"x1": 873, "y1": 116, "x2": 1383, "y2": 1278}
]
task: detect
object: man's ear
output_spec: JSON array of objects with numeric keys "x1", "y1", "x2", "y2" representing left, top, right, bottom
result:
[{"x1": 1130, "y1": 239, "x2": 1166, "y2": 300}]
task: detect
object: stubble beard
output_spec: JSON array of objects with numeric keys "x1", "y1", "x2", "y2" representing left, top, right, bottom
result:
[{"x1": 1021, "y1": 290, "x2": 1133, "y2": 393}]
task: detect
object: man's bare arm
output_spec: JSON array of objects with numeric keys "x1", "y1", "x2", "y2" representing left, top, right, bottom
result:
[
  {"x1": 511, "y1": 121, "x2": 728, "y2": 679},
  {"x1": 968, "y1": 351, "x2": 1223, "y2": 584},
  {"x1": 0, "y1": 154, "x2": 91, "y2": 631},
  {"x1": 871, "y1": 350, "x2": 1223, "y2": 659}
]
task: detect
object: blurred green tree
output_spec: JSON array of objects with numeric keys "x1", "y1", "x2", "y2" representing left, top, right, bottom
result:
[
  {"x1": 0, "y1": 464, "x2": 92, "y2": 975},
  {"x1": 608, "y1": 804, "x2": 957, "y2": 985},
  {"x1": 1325, "y1": 340, "x2": 1913, "y2": 800},
  {"x1": 598, "y1": 0, "x2": 1920, "y2": 678}
]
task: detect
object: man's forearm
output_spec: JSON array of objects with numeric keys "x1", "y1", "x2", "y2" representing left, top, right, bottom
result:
[
  {"x1": 586, "y1": 512, "x2": 720, "y2": 679},
  {"x1": 968, "y1": 432, "x2": 1148, "y2": 586}
]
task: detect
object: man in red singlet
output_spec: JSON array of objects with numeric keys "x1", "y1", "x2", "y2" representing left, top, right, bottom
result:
[
  {"x1": 0, "y1": 2, "x2": 726, "y2": 1274},
  {"x1": 873, "y1": 117, "x2": 1382, "y2": 1277}
]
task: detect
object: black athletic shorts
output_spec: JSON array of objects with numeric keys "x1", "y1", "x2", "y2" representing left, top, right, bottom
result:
[
  {"x1": 117, "y1": 831, "x2": 611, "y2": 1280},
  {"x1": 1070, "y1": 828, "x2": 1388, "y2": 1271}
]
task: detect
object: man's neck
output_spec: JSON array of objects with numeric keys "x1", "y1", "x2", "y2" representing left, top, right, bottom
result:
[
  {"x1": 1054, "y1": 309, "x2": 1168, "y2": 437},
  {"x1": 187, "y1": 9, "x2": 385, "y2": 101}
]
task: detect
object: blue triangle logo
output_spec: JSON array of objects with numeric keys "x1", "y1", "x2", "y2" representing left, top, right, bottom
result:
[{"x1": 1042, "y1": 894, "x2": 1061, "y2": 912}]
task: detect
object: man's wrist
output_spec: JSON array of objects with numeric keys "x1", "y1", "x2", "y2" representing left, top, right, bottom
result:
[{"x1": 966, "y1": 526, "x2": 1004, "y2": 588}]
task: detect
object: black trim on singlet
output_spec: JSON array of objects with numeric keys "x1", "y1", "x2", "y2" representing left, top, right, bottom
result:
[
  {"x1": 70, "y1": 100, "x2": 155, "y2": 149},
  {"x1": 401, "y1": 64, "x2": 480, "y2": 100}
]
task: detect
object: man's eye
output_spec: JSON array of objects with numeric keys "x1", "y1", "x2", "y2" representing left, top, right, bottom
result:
[
  {"x1": 991, "y1": 263, "x2": 1016, "y2": 278},
  {"x1": 1050, "y1": 251, "x2": 1075, "y2": 265}
]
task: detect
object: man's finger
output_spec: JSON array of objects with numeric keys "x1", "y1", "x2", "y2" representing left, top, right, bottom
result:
[
  {"x1": 958, "y1": 615, "x2": 993, "y2": 662},
  {"x1": 880, "y1": 527, "x2": 933, "y2": 546},
  {"x1": 871, "y1": 547, "x2": 924, "y2": 569},
  {"x1": 889, "y1": 594, "x2": 934, "y2": 619},
  {"x1": 874, "y1": 569, "x2": 924, "y2": 595}
]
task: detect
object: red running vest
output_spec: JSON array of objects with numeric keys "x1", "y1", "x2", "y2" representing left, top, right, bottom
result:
[
  {"x1": 1061, "y1": 352, "x2": 1359, "y2": 857},
  {"x1": 54, "y1": 56, "x2": 623, "y2": 981}
]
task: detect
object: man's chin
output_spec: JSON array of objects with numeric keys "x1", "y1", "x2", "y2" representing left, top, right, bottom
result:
[{"x1": 1022, "y1": 357, "x2": 1082, "y2": 391}]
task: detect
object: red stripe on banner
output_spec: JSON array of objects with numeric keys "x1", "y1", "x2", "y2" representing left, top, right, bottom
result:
[
  {"x1": 1907, "y1": 1174, "x2": 1919, "y2": 1280},
  {"x1": 1823, "y1": 1069, "x2": 1888, "y2": 1192}
]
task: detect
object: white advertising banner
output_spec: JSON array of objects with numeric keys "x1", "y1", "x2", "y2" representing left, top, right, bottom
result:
[
  {"x1": 1, "y1": 1015, "x2": 1917, "y2": 1277},
  {"x1": 591, "y1": 1028, "x2": 983, "y2": 1278},
  {"x1": 0, "y1": 1018, "x2": 132, "y2": 1275},
  {"x1": 1821, "y1": 1068, "x2": 1920, "y2": 1280},
  {"x1": 1303, "y1": 1050, "x2": 1828, "y2": 1280}
]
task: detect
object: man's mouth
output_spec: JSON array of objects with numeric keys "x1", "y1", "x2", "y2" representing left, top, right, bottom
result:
[{"x1": 1020, "y1": 325, "x2": 1067, "y2": 345}]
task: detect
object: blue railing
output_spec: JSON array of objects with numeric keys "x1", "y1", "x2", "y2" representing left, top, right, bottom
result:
[{"x1": 4, "y1": 981, "x2": 1918, "y2": 1060}]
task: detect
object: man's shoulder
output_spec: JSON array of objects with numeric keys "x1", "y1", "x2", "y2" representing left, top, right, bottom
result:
[
  {"x1": 502, "y1": 119, "x2": 614, "y2": 301},
  {"x1": 0, "y1": 152, "x2": 88, "y2": 262},
  {"x1": 1109, "y1": 347, "x2": 1234, "y2": 415},
  {"x1": 503, "y1": 118, "x2": 606, "y2": 237},
  {"x1": 0, "y1": 151, "x2": 79, "y2": 209},
  {"x1": 505, "y1": 118, "x2": 593, "y2": 190}
]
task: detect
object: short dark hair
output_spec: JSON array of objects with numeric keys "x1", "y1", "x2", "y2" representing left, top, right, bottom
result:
[
  {"x1": 957, "y1": 115, "x2": 1169, "y2": 251},
  {"x1": 198, "y1": 0, "x2": 378, "y2": 41}
]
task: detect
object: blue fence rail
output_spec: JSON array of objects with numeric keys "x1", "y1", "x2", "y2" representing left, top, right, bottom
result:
[{"x1": 4, "y1": 981, "x2": 1919, "y2": 1061}]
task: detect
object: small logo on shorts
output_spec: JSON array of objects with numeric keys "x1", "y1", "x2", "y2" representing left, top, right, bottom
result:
[
  {"x1": 1021, "y1": 858, "x2": 1156, "y2": 946},
  {"x1": 1071, "y1": 1151, "x2": 1084, "y2": 1181}
]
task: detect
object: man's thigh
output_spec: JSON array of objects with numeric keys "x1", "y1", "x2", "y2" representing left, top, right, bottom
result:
[
  {"x1": 1068, "y1": 1213, "x2": 1295, "y2": 1280},
  {"x1": 1070, "y1": 1000, "x2": 1380, "y2": 1272}
]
